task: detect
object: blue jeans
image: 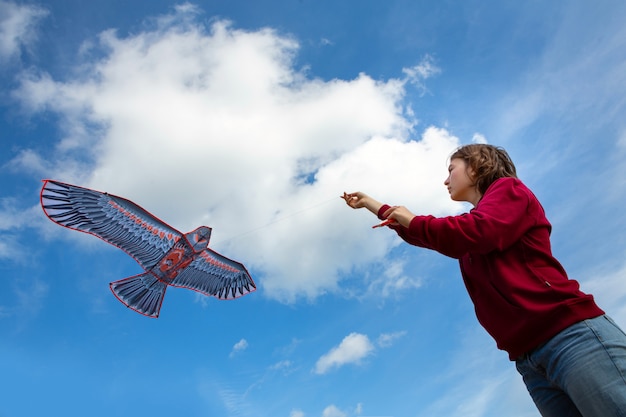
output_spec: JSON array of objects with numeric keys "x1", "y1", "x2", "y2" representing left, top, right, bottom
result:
[{"x1": 515, "y1": 315, "x2": 626, "y2": 417}]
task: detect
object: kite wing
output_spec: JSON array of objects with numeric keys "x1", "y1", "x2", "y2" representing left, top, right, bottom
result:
[
  {"x1": 40, "y1": 179, "x2": 182, "y2": 270},
  {"x1": 172, "y1": 248, "x2": 256, "y2": 299}
]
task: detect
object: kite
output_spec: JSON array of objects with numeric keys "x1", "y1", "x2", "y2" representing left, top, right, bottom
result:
[{"x1": 40, "y1": 179, "x2": 256, "y2": 318}]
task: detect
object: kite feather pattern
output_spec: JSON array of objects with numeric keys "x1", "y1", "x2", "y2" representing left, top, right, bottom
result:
[{"x1": 40, "y1": 179, "x2": 256, "y2": 318}]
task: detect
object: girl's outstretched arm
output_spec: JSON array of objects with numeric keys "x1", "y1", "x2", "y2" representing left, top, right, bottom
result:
[{"x1": 342, "y1": 192, "x2": 416, "y2": 228}]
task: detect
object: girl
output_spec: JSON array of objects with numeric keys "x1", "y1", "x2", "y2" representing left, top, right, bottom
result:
[{"x1": 343, "y1": 144, "x2": 626, "y2": 416}]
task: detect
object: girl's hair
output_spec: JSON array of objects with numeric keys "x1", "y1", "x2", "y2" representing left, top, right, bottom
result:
[{"x1": 450, "y1": 144, "x2": 517, "y2": 195}]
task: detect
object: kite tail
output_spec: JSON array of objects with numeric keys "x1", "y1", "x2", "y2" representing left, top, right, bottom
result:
[{"x1": 110, "y1": 272, "x2": 167, "y2": 318}]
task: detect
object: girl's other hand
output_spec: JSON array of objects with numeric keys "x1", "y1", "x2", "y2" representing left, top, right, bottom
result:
[{"x1": 382, "y1": 205, "x2": 415, "y2": 228}]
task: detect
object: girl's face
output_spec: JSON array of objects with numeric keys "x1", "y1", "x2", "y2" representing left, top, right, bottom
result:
[{"x1": 444, "y1": 158, "x2": 481, "y2": 206}]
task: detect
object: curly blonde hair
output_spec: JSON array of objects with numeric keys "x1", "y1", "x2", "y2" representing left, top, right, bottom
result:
[{"x1": 450, "y1": 144, "x2": 517, "y2": 195}]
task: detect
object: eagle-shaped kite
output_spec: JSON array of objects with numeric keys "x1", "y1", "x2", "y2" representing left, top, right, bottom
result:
[{"x1": 40, "y1": 180, "x2": 256, "y2": 318}]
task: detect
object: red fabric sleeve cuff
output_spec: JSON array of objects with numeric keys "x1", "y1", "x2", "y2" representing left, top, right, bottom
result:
[{"x1": 378, "y1": 204, "x2": 391, "y2": 220}]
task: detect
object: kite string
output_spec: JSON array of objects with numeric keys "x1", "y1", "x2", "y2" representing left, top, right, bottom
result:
[{"x1": 214, "y1": 196, "x2": 339, "y2": 245}]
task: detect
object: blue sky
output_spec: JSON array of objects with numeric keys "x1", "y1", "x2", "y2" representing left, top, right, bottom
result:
[{"x1": 1, "y1": 1, "x2": 626, "y2": 416}]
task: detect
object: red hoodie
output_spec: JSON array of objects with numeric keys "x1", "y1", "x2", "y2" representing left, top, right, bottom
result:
[{"x1": 379, "y1": 177, "x2": 604, "y2": 360}]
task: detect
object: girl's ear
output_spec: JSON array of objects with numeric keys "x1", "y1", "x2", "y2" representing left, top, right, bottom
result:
[{"x1": 465, "y1": 162, "x2": 477, "y2": 181}]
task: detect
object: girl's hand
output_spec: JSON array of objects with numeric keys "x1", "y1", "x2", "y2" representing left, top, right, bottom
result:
[
  {"x1": 341, "y1": 192, "x2": 383, "y2": 215},
  {"x1": 382, "y1": 205, "x2": 415, "y2": 228}
]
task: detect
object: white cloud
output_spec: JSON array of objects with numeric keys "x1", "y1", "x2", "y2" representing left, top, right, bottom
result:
[
  {"x1": 13, "y1": 7, "x2": 461, "y2": 302},
  {"x1": 5, "y1": 148, "x2": 50, "y2": 176},
  {"x1": 376, "y1": 330, "x2": 407, "y2": 348},
  {"x1": 0, "y1": 198, "x2": 26, "y2": 231},
  {"x1": 365, "y1": 258, "x2": 423, "y2": 299},
  {"x1": 312, "y1": 330, "x2": 405, "y2": 376},
  {"x1": 290, "y1": 410, "x2": 305, "y2": 417},
  {"x1": 322, "y1": 405, "x2": 347, "y2": 417},
  {"x1": 314, "y1": 332, "x2": 374, "y2": 374},
  {"x1": 402, "y1": 54, "x2": 441, "y2": 95},
  {"x1": 471, "y1": 133, "x2": 487, "y2": 144},
  {"x1": 269, "y1": 359, "x2": 293, "y2": 373},
  {"x1": 0, "y1": 238, "x2": 17, "y2": 260},
  {"x1": 229, "y1": 338, "x2": 249, "y2": 357},
  {"x1": 0, "y1": 198, "x2": 46, "y2": 262},
  {"x1": 0, "y1": 0, "x2": 48, "y2": 63}
]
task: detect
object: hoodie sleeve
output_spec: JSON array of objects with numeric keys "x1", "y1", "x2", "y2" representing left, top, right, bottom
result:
[{"x1": 380, "y1": 178, "x2": 541, "y2": 259}]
